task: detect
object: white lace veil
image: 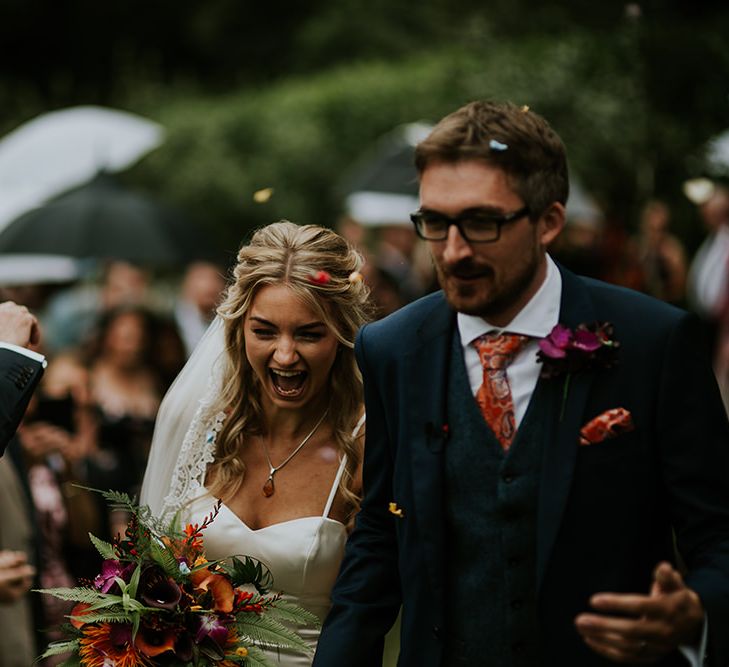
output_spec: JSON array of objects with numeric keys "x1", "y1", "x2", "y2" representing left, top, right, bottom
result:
[{"x1": 140, "y1": 316, "x2": 228, "y2": 520}]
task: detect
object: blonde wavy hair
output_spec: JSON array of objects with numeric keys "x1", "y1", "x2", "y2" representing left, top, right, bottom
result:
[{"x1": 206, "y1": 221, "x2": 371, "y2": 515}]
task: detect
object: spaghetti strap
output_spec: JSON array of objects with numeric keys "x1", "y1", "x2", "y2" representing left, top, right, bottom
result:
[
  {"x1": 352, "y1": 412, "x2": 366, "y2": 439},
  {"x1": 322, "y1": 413, "x2": 366, "y2": 518},
  {"x1": 323, "y1": 455, "x2": 347, "y2": 519}
]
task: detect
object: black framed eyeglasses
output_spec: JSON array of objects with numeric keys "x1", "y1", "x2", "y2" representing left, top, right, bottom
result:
[{"x1": 410, "y1": 206, "x2": 531, "y2": 243}]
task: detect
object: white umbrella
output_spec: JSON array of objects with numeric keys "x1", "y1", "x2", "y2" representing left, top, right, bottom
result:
[
  {"x1": 0, "y1": 254, "x2": 82, "y2": 286},
  {"x1": 566, "y1": 176, "x2": 603, "y2": 230},
  {"x1": 0, "y1": 105, "x2": 165, "y2": 232},
  {"x1": 706, "y1": 129, "x2": 729, "y2": 176}
]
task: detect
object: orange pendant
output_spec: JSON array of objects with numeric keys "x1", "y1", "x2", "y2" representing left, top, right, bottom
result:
[{"x1": 262, "y1": 475, "x2": 274, "y2": 497}]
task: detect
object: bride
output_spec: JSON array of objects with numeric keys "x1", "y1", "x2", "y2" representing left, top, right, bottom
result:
[{"x1": 141, "y1": 221, "x2": 371, "y2": 665}]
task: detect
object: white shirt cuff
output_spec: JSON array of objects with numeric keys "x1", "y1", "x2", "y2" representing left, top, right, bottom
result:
[
  {"x1": 679, "y1": 616, "x2": 708, "y2": 667},
  {"x1": 0, "y1": 342, "x2": 47, "y2": 367}
]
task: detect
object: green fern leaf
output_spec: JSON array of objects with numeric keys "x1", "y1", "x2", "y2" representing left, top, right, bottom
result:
[
  {"x1": 149, "y1": 539, "x2": 180, "y2": 578},
  {"x1": 265, "y1": 599, "x2": 320, "y2": 628},
  {"x1": 88, "y1": 532, "x2": 117, "y2": 560},
  {"x1": 39, "y1": 639, "x2": 79, "y2": 659},
  {"x1": 236, "y1": 614, "x2": 311, "y2": 653},
  {"x1": 69, "y1": 609, "x2": 135, "y2": 625},
  {"x1": 34, "y1": 587, "x2": 106, "y2": 604},
  {"x1": 226, "y1": 556, "x2": 274, "y2": 593}
]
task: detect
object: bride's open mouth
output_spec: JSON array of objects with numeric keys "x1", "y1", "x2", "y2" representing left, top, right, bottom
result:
[{"x1": 268, "y1": 368, "x2": 308, "y2": 398}]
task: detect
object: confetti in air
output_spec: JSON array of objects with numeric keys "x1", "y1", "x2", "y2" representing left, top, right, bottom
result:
[{"x1": 253, "y1": 187, "x2": 274, "y2": 203}]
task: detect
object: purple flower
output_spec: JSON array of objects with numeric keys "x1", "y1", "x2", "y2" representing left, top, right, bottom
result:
[
  {"x1": 139, "y1": 565, "x2": 182, "y2": 611},
  {"x1": 537, "y1": 322, "x2": 619, "y2": 380},
  {"x1": 572, "y1": 328, "x2": 602, "y2": 352},
  {"x1": 538, "y1": 324, "x2": 572, "y2": 359},
  {"x1": 94, "y1": 560, "x2": 135, "y2": 594},
  {"x1": 194, "y1": 613, "x2": 229, "y2": 646}
]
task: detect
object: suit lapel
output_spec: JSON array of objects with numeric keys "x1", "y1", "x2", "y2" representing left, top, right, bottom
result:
[
  {"x1": 537, "y1": 266, "x2": 596, "y2": 592},
  {"x1": 405, "y1": 294, "x2": 454, "y2": 600}
]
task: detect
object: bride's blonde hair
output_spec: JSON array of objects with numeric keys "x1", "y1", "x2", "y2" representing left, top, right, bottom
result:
[{"x1": 207, "y1": 221, "x2": 371, "y2": 515}]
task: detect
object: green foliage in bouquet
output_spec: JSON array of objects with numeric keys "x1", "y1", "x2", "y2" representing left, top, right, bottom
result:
[{"x1": 37, "y1": 489, "x2": 319, "y2": 667}]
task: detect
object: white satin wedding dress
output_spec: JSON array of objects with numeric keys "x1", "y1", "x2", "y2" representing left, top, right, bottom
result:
[{"x1": 183, "y1": 455, "x2": 349, "y2": 666}]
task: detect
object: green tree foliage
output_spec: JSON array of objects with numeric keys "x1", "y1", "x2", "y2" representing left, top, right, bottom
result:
[
  {"x1": 1, "y1": 1, "x2": 728, "y2": 250},
  {"x1": 128, "y1": 30, "x2": 672, "y2": 247}
]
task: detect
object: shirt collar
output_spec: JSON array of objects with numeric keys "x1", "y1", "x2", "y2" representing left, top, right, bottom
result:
[{"x1": 458, "y1": 255, "x2": 562, "y2": 348}]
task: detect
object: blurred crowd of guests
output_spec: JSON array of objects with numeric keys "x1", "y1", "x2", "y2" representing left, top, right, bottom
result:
[
  {"x1": 2, "y1": 181, "x2": 729, "y2": 663},
  {"x1": 0, "y1": 259, "x2": 225, "y2": 665}
]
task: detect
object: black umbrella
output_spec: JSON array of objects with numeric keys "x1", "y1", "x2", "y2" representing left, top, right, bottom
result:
[
  {"x1": 338, "y1": 122, "x2": 433, "y2": 226},
  {"x1": 0, "y1": 173, "x2": 209, "y2": 264}
]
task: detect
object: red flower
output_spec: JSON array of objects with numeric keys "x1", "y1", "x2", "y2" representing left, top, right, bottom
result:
[
  {"x1": 235, "y1": 589, "x2": 263, "y2": 613},
  {"x1": 308, "y1": 270, "x2": 331, "y2": 285}
]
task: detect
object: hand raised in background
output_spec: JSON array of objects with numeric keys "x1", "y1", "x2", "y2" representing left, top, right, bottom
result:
[{"x1": 0, "y1": 301, "x2": 40, "y2": 349}]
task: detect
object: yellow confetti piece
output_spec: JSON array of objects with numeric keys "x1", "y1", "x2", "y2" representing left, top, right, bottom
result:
[
  {"x1": 521, "y1": 105, "x2": 530, "y2": 113},
  {"x1": 253, "y1": 187, "x2": 274, "y2": 203},
  {"x1": 388, "y1": 502, "x2": 404, "y2": 518}
]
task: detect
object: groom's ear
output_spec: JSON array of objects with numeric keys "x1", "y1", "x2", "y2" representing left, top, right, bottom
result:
[{"x1": 537, "y1": 202, "x2": 565, "y2": 248}]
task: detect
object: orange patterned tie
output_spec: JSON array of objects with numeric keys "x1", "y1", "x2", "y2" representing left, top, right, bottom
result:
[{"x1": 473, "y1": 332, "x2": 529, "y2": 451}]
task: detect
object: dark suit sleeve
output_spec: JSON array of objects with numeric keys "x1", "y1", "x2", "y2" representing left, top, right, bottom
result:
[
  {"x1": 313, "y1": 324, "x2": 402, "y2": 666},
  {"x1": 657, "y1": 313, "x2": 729, "y2": 667},
  {"x1": 0, "y1": 348, "x2": 44, "y2": 456}
]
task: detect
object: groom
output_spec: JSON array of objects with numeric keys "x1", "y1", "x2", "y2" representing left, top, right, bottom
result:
[{"x1": 313, "y1": 101, "x2": 729, "y2": 666}]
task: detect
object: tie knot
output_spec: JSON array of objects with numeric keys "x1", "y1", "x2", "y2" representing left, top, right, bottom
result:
[{"x1": 473, "y1": 333, "x2": 529, "y2": 371}]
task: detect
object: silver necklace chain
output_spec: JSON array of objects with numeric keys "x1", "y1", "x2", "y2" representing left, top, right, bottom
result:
[{"x1": 261, "y1": 409, "x2": 329, "y2": 497}]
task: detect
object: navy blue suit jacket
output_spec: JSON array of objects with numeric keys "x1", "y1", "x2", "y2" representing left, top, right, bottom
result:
[
  {"x1": 313, "y1": 266, "x2": 729, "y2": 667},
  {"x1": 0, "y1": 348, "x2": 44, "y2": 456}
]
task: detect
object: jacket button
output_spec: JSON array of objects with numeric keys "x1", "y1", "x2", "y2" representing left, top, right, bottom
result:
[{"x1": 432, "y1": 626, "x2": 441, "y2": 639}]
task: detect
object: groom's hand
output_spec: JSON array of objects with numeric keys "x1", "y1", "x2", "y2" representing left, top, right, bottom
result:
[{"x1": 574, "y1": 562, "x2": 704, "y2": 664}]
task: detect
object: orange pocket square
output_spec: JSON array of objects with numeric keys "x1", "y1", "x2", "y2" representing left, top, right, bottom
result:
[{"x1": 579, "y1": 407, "x2": 634, "y2": 446}]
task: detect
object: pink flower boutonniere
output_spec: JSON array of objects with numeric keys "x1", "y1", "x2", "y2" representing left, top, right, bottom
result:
[
  {"x1": 538, "y1": 322, "x2": 619, "y2": 378},
  {"x1": 537, "y1": 322, "x2": 619, "y2": 419}
]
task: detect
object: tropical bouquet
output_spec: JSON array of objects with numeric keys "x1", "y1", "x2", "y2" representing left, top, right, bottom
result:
[{"x1": 38, "y1": 490, "x2": 318, "y2": 667}]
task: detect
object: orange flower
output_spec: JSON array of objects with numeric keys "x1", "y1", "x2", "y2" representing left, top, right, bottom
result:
[
  {"x1": 69, "y1": 602, "x2": 92, "y2": 629},
  {"x1": 190, "y1": 568, "x2": 234, "y2": 613},
  {"x1": 79, "y1": 623, "x2": 152, "y2": 667},
  {"x1": 134, "y1": 624, "x2": 177, "y2": 658},
  {"x1": 184, "y1": 523, "x2": 204, "y2": 550}
]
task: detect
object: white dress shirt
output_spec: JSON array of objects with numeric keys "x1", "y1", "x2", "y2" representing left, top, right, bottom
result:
[{"x1": 458, "y1": 255, "x2": 561, "y2": 424}]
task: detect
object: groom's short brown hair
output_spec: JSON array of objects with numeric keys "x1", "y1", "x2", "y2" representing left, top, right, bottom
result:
[{"x1": 414, "y1": 100, "x2": 569, "y2": 218}]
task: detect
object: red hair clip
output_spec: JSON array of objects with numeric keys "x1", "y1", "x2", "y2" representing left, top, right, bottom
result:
[{"x1": 308, "y1": 270, "x2": 331, "y2": 285}]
